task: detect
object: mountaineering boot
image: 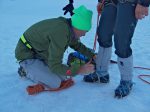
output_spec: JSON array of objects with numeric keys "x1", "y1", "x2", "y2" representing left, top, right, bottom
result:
[
  {"x1": 115, "y1": 80, "x2": 133, "y2": 98},
  {"x1": 115, "y1": 56, "x2": 133, "y2": 98},
  {"x1": 83, "y1": 46, "x2": 112, "y2": 83},
  {"x1": 83, "y1": 72, "x2": 109, "y2": 83},
  {"x1": 18, "y1": 66, "x2": 26, "y2": 77}
]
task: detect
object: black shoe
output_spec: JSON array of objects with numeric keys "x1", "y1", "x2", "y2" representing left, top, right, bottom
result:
[
  {"x1": 115, "y1": 80, "x2": 133, "y2": 98},
  {"x1": 83, "y1": 72, "x2": 109, "y2": 83},
  {"x1": 18, "y1": 66, "x2": 26, "y2": 77}
]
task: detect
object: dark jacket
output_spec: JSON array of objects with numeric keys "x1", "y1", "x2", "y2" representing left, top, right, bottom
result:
[{"x1": 98, "y1": 0, "x2": 150, "y2": 7}]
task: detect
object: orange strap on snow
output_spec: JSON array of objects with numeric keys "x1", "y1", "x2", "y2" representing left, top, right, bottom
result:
[
  {"x1": 26, "y1": 78, "x2": 74, "y2": 95},
  {"x1": 110, "y1": 60, "x2": 150, "y2": 85}
]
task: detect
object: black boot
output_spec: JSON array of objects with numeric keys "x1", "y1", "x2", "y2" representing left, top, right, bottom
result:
[
  {"x1": 83, "y1": 72, "x2": 109, "y2": 83},
  {"x1": 18, "y1": 66, "x2": 26, "y2": 77},
  {"x1": 115, "y1": 80, "x2": 133, "y2": 98}
]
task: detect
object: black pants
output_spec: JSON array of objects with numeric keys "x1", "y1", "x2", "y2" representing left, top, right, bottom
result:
[{"x1": 97, "y1": 1, "x2": 138, "y2": 58}]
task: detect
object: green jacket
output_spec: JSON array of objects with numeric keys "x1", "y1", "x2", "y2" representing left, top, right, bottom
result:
[{"x1": 15, "y1": 17, "x2": 95, "y2": 76}]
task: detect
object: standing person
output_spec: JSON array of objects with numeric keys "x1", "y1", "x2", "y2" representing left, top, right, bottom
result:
[
  {"x1": 15, "y1": 5, "x2": 95, "y2": 89},
  {"x1": 84, "y1": 0, "x2": 150, "y2": 98}
]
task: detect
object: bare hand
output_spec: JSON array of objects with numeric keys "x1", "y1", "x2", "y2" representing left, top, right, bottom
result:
[
  {"x1": 135, "y1": 4, "x2": 149, "y2": 20},
  {"x1": 78, "y1": 60, "x2": 95, "y2": 75}
]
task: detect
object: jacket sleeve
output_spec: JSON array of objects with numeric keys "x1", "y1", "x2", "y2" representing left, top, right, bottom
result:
[
  {"x1": 138, "y1": 0, "x2": 150, "y2": 7},
  {"x1": 69, "y1": 39, "x2": 95, "y2": 60},
  {"x1": 47, "y1": 35, "x2": 80, "y2": 77}
]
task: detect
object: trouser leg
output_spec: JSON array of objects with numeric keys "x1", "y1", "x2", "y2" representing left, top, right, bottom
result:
[
  {"x1": 114, "y1": 2, "x2": 137, "y2": 81},
  {"x1": 19, "y1": 59, "x2": 66, "y2": 88},
  {"x1": 96, "y1": 3, "x2": 117, "y2": 76},
  {"x1": 114, "y1": 2, "x2": 137, "y2": 58}
]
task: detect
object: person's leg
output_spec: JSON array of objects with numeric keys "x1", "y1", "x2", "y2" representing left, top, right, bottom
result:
[
  {"x1": 19, "y1": 59, "x2": 66, "y2": 88},
  {"x1": 114, "y1": 1, "x2": 137, "y2": 97},
  {"x1": 84, "y1": 2, "x2": 117, "y2": 83}
]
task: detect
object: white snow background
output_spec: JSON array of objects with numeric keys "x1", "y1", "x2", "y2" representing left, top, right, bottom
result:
[{"x1": 0, "y1": 0, "x2": 150, "y2": 112}]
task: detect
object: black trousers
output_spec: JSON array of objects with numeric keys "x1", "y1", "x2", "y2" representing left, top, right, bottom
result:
[{"x1": 97, "y1": 1, "x2": 138, "y2": 58}]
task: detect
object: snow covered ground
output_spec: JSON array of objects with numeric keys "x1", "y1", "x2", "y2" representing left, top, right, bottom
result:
[{"x1": 0, "y1": 0, "x2": 150, "y2": 112}]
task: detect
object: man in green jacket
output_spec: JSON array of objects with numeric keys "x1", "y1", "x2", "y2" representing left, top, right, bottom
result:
[{"x1": 15, "y1": 5, "x2": 95, "y2": 89}]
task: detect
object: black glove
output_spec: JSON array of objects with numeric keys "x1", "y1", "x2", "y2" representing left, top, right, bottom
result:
[{"x1": 63, "y1": 0, "x2": 74, "y2": 16}]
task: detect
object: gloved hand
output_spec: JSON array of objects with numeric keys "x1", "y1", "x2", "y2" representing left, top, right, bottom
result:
[{"x1": 63, "y1": 0, "x2": 74, "y2": 16}]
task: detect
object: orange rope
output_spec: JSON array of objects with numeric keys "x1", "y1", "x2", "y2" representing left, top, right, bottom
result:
[
  {"x1": 93, "y1": 0, "x2": 105, "y2": 51},
  {"x1": 138, "y1": 75, "x2": 150, "y2": 84},
  {"x1": 93, "y1": 15, "x2": 100, "y2": 51}
]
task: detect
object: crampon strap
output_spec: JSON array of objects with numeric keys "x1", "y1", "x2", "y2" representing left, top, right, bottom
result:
[{"x1": 26, "y1": 78, "x2": 74, "y2": 95}]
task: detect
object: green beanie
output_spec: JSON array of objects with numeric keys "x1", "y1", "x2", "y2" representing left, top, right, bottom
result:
[{"x1": 71, "y1": 5, "x2": 93, "y2": 31}]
